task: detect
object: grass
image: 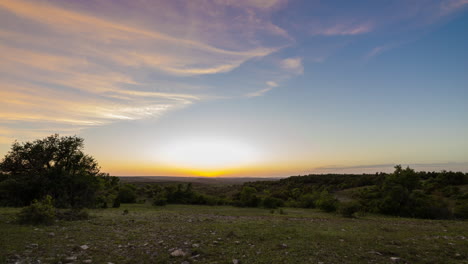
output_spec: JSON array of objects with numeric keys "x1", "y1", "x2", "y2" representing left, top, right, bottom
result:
[{"x1": 1, "y1": 204, "x2": 467, "y2": 264}]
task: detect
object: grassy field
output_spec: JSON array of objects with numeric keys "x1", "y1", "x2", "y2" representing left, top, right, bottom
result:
[{"x1": 1, "y1": 204, "x2": 467, "y2": 264}]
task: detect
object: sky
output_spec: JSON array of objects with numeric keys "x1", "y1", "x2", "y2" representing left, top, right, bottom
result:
[{"x1": 0, "y1": 0, "x2": 467, "y2": 177}]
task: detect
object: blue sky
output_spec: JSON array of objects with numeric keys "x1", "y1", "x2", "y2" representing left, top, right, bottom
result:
[{"x1": 1, "y1": 0, "x2": 467, "y2": 176}]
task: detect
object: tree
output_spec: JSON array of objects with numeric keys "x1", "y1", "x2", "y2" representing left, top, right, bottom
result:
[{"x1": 0, "y1": 134, "x2": 117, "y2": 208}]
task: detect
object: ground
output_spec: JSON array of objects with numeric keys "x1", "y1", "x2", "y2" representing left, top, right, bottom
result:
[{"x1": 0, "y1": 204, "x2": 467, "y2": 264}]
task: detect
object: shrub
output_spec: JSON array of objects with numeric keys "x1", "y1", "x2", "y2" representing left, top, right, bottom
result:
[
  {"x1": 17, "y1": 195, "x2": 56, "y2": 225},
  {"x1": 338, "y1": 201, "x2": 361, "y2": 218},
  {"x1": 453, "y1": 201, "x2": 468, "y2": 219},
  {"x1": 152, "y1": 193, "x2": 167, "y2": 206},
  {"x1": 316, "y1": 191, "x2": 338, "y2": 212},
  {"x1": 298, "y1": 193, "x2": 317, "y2": 208},
  {"x1": 117, "y1": 184, "x2": 137, "y2": 203},
  {"x1": 262, "y1": 196, "x2": 284, "y2": 209}
]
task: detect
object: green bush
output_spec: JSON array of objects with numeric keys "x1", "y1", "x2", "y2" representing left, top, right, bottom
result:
[
  {"x1": 152, "y1": 193, "x2": 167, "y2": 206},
  {"x1": 453, "y1": 201, "x2": 468, "y2": 219},
  {"x1": 316, "y1": 191, "x2": 338, "y2": 212},
  {"x1": 262, "y1": 196, "x2": 284, "y2": 209},
  {"x1": 17, "y1": 195, "x2": 56, "y2": 225},
  {"x1": 117, "y1": 184, "x2": 137, "y2": 203},
  {"x1": 338, "y1": 201, "x2": 361, "y2": 218}
]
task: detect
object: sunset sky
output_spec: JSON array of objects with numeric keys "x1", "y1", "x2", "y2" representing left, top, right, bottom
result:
[{"x1": 1, "y1": 0, "x2": 467, "y2": 177}]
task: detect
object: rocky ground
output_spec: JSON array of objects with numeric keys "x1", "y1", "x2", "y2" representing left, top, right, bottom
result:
[{"x1": 1, "y1": 204, "x2": 467, "y2": 264}]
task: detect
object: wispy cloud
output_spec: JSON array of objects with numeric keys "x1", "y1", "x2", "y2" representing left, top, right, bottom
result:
[
  {"x1": 280, "y1": 57, "x2": 304, "y2": 75},
  {"x1": 0, "y1": 0, "x2": 292, "y2": 141},
  {"x1": 440, "y1": 0, "x2": 468, "y2": 14},
  {"x1": 311, "y1": 162, "x2": 468, "y2": 174},
  {"x1": 311, "y1": 22, "x2": 374, "y2": 36}
]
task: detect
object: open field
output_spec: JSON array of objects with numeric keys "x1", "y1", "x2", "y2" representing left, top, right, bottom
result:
[{"x1": 1, "y1": 204, "x2": 467, "y2": 264}]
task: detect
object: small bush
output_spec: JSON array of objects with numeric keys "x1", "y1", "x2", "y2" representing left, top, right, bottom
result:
[
  {"x1": 56, "y1": 209, "x2": 89, "y2": 221},
  {"x1": 17, "y1": 195, "x2": 56, "y2": 225},
  {"x1": 262, "y1": 196, "x2": 284, "y2": 209},
  {"x1": 454, "y1": 201, "x2": 468, "y2": 219},
  {"x1": 316, "y1": 191, "x2": 338, "y2": 212},
  {"x1": 338, "y1": 201, "x2": 361, "y2": 218},
  {"x1": 152, "y1": 193, "x2": 167, "y2": 206}
]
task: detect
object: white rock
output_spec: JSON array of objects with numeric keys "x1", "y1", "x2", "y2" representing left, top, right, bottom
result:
[
  {"x1": 171, "y1": 249, "x2": 186, "y2": 257},
  {"x1": 80, "y1": 245, "x2": 89, "y2": 250},
  {"x1": 390, "y1": 257, "x2": 401, "y2": 262},
  {"x1": 83, "y1": 260, "x2": 92, "y2": 263},
  {"x1": 192, "y1": 243, "x2": 199, "y2": 248},
  {"x1": 232, "y1": 259, "x2": 240, "y2": 264}
]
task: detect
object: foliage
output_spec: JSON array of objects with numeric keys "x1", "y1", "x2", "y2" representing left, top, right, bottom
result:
[
  {"x1": 17, "y1": 195, "x2": 56, "y2": 225},
  {"x1": 453, "y1": 201, "x2": 468, "y2": 219},
  {"x1": 238, "y1": 186, "x2": 261, "y2": 207},
  {"x1": 0, "y1": 134, "x2": 120, "y2": 208},
  {"x1": 356, "y1": 165, "x2": 463, "y2": 219},
  {"x1": 338, "y1": 201, "x2": 361, "y2": 218},
  {"x1": 117, "y1": 184, "x2": 137, "y2": 203},
  {"x1": 315, "y1": 190, "x2": 338, "y2": 212},
  {"x1": 262, "y1": 196, "x2": 284, "y2": 209}
]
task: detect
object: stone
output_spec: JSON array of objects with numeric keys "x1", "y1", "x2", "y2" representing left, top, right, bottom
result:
[
  {"x1": 83, "y1": 260, "x2": 92, "y2": 263},
  {"x1": 171, "y1": 249, "x2": 186, "y2": 257},
  {"x1": 390, "y1": 257, "x2": 401, "y2": 262},
  {"x1": 192, "y1": 243, "x2": 199, "y2": 248},
  {"x1": 48, "y1": 232, "x2": 55, "y2": 237},
  {"x1": 232, "y1": 259, "x2": 240, "y2": 264},
  {"x1": 80, "y1": 245, "x2": 89, "y2": 250}
]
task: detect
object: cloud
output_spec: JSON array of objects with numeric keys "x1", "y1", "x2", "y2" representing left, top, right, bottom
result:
[
  {"x1": 311, "y1": 162, "x2": 468, "y2": 174},
  {"x1": 440, "y1": 0, "x2": 468, "y2": 14},
  {"x1": 280, "y1": 57, "x2": 304, "y2": 75},
  {"x1": 0, "y1": 0, "x2": 292, "y2": 140},
  {"x1": 266, "y1": 81, "x2": 279, "y2": 87},
  {"x1": 311, "y1": 22, "x2": 374, "y2": 36},
  {"x1": 246, "y1": 87, "x2": 273, "y2": 97}
]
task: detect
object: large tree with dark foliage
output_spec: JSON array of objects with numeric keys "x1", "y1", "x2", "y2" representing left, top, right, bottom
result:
[{"x1": 0, "y1": 134, "x2": 119, "y2": 208}]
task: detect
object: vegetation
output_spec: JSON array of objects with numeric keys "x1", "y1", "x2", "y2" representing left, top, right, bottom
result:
[
  {"x1": 16, "y1": 196, "x2": 56, "y2": 225},
  {"x1": 0, "y1": 134, "x2": 121, "y2": 209},
  {"x1": 1, "y1": 204, "x2": 467, "y2": 264}
]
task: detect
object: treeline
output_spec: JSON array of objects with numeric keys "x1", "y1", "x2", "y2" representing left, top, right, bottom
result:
[
  {"x1": 124, "y1": 165, "x2": 468, "y2": 219},
  {"x1": 236, "y1": 166, "x2": 468, "y2": 219}
]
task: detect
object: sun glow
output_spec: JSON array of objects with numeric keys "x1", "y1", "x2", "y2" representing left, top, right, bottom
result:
[{"x1": 159, "y1": 138, "x2": 259, "y2": 172}]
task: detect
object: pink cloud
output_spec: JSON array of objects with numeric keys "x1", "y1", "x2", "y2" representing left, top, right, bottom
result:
[{"x1": 312, "y1": 21, "x2": 374, "y2": 36}]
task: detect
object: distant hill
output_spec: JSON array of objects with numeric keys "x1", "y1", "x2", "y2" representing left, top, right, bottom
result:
[{"x1": 118, "y1": 176, "x2": 280, "y2": 185}]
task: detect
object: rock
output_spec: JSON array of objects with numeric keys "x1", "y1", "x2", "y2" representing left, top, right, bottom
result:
[
  {"x1": 80, "y1": 245, "x2": 89, "y2": 250},
  {"x1": 192, "y1": 243, "x2": 199, "y2": 248},
  {"x1": 83, "y1": 260, "x2": 92, "y2": 263},
  {"x1": 232, "y1": 259, "x2": 240, "y2": 264},
  {"x1": 234, "y1": 241, "x2": 240, "y2": 244},
  {"x1": 49, "y1": 232, "x2": 55, "y2": 237},
  {"x1": 181, "y1": 261, "x2": 190, "y2": 264},
  {"x1": 65, "y1": 256, "x2": 77, "y2": 261},
  {"x1": 31, "y1": 243, "x2": 39, "y2": 248},
  {"x1": 280, "y1": 243, "x2": 288, "y2": 248},
  {"x1": 171, "y1": 249, "x2": 186, "y2": 257},
  {"x1": 390, "y1": 257, "x2": 401, "y2": 262}
]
